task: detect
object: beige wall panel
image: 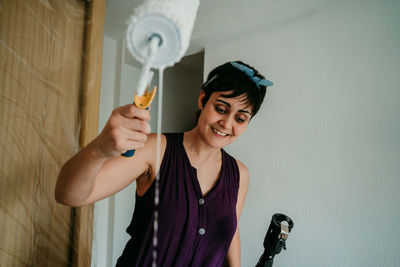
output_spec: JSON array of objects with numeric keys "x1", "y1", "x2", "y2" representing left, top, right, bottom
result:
[
  {"x1": 73, "y1": 0, "x2": 105, "y2": 266},
  {"x1": 0, "y1": 0, "x2": 90, "y2": 266}
]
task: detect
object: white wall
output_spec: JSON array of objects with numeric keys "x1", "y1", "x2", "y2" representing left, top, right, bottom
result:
[{"x1": 204, "y1": 1, "x2": 400, "y2": 266}]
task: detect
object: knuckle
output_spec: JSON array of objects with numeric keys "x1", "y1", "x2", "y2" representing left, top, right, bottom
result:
[
  {"x1": 108, "y1": 116, "x2": 119, "y2": 128},
  {"x1": 110, "y1": 128, "x2": 117, "y2": 137},
  {"x1": 141, "y1": 133, "x2": 148, "y2": 142},
  {"x1": 129, "y1": 105, "x2": 137, "y2": 115},
  {"x1": 108, "y1": 118, "x2": 116, "y2": 128},
  {"x1": 110, "y1": 128, "x2": 120, "y2": 140},
  {"x1": 144, "y1": 110, "x2": 151, "y2": 121},
  {"x1": 112, "y1": 106, "x2": 122, "y2": 117},
  {"x1": 140, "y1": 120, "x2": 148, "y2": 130},
  {"x1": 134, "y1": 141, "x2": 145, "y2": 149},
  {"x1": 112, "y1": 142, "x2": 121, "y2": 152},
  {"x1": 114, "y1": 139, "x2": 125, "y2": 152},
  {"x1": 144, "y1": 123, "x2": 151, "y2": 134},
  {"x1": 135, "y1": 133, "x2": 145, "y2": 143}
]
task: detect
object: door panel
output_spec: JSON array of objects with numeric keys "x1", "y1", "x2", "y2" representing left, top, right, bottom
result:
[{"x1": 0, "y1": 0, "x2": 104, "y2": 266}]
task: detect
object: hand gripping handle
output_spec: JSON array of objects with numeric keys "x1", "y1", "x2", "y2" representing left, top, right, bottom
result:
[{"x1": 121, "y1": 86, "x2": 157, "y2": 157}]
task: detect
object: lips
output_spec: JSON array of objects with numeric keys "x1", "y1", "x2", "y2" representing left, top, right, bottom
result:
[{"x1": 211, "y1": 127, "x2": 230, "y2": 137}]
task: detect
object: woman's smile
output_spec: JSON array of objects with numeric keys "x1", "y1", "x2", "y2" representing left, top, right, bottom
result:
[{"x1": 211, "y1": 126, "x2": 231, "y2": 137}]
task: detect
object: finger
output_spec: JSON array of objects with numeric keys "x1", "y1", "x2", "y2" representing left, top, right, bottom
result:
[
  {"x1": 120, "y1": 141, "x2": 145, "y2": 153},
  {"x1": 119, "y1": 117, "x2": 151, "y2": 134},
  {"x1": 111, "y1": 131, "x2": 147, "y2": 154},
  {"x1": 123, "y1": 130, "x2": 149, "y2": 143},
  {"x1": 117, "y1": 142, "x2": 144, "y2": 155},
  {"x1": 118, "y1": 104, "x2": 151, "y2": 121}
]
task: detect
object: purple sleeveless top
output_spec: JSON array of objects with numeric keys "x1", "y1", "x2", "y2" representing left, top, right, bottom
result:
[{"x1": 116, "y1": 133, "x2": 240, "y2": 267}]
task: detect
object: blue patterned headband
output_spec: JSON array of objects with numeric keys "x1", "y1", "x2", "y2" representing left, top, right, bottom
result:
[{"x1": 230, "y1": 62, "x2": 274, "y2": 89}]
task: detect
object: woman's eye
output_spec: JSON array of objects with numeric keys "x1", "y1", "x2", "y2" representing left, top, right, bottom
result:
[
  {"x1": 236, "y1": 116, "x2": 248, "y2": 123},
  {"x1": 215, "y1": 106, "x2": 226, "y2": 114}
]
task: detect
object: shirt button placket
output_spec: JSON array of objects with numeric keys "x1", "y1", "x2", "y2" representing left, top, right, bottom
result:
[{"x1": 198, "y1": 198, "x2": 205, "y2": 236}]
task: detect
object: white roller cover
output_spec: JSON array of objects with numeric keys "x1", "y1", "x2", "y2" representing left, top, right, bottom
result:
[{"x1": 126, "y1": 0, "x2": 200, "y2": 68}]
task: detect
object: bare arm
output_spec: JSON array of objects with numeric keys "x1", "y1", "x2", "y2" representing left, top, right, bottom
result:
[
  {"x1": 55, "y1": 104, "x2": 160, "y2": 207},
  {"x1": 226, "y1": 160, "x2": 249, "y2": 267}
]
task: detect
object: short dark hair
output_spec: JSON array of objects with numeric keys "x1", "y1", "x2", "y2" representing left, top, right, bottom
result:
[{"x1": 200, "y1": 61, "x2": 269, "y2": 117}]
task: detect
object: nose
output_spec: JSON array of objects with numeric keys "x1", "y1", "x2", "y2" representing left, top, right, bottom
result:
[{"x1": 219, "y1": 114, "x2": 234, "y2": 131}]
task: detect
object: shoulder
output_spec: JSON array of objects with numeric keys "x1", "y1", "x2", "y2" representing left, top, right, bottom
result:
[
  {"x1": 222, "y1": 150, "x2": 249, "y2": 187},
  {"x1": 236, "y1": 159, "x2": 249, "y2": 187},
  {"x1": 145, "y1": 132, "x2": 167, "y2": 146},
  {"x1": 146, "y1": 132, "x2": 182, "y2": 146},
  {"x1": 234, "y1": 159, "x2": 249, "y2": 218}
]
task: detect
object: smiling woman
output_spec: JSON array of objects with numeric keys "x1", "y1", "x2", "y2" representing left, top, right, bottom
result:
[{"x1": 55, "y1": 61, "x2": 273, "y2": 266}]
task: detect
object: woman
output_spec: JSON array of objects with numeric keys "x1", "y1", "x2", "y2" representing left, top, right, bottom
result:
[{"x1": 55, "y1": 61, "x2": 273, "y2": 266}]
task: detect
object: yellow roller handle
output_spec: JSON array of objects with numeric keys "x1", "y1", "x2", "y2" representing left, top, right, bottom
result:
[
  {"x1": 134, "y1": 85, "x2": 157, "y2": 109},
  {"x1": 121, "y1": 86, "x2": 157, "y2": 157}
]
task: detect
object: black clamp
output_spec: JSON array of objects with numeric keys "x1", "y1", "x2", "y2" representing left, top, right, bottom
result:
[{"x1": 256, "y1": 213, "x2": 294, "y2": 267}]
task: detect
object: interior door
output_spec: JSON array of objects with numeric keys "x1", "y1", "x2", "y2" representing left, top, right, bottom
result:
[{"x1": 0, "y1": 0, "x2": 105, "y2": 266}]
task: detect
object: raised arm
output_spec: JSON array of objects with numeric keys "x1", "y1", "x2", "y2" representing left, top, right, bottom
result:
[{"x1": 55, "y1": 104, "x2": 161, "y2": 207}]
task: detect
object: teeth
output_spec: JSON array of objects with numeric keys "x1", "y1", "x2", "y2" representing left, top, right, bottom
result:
[{"x1": 213, "y1": 128, "x2": 229, "y2": 136}]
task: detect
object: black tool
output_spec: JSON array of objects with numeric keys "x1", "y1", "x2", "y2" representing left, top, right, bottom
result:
[{"x1": 256, "y1": 213, "x2": 294, "y2": 267}]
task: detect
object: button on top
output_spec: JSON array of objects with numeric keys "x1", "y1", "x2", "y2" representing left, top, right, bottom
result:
[
  {"x1": 199, "y1": 198, "x2": 205, "y2": 205},
  {"x1": 199, "y1": 228, "x2": 205, "y2": 235}
]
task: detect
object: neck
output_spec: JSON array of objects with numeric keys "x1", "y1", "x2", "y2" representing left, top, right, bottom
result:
[{"x1": 183, "y1": 127, "x2": 221, "y2": 165}]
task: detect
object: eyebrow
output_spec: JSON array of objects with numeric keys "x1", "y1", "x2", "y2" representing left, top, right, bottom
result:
[{"x1": 216, "y1": 99, "x2": 252, "y2": 116}]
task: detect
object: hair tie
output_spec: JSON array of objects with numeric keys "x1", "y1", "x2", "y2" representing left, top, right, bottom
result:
[{"x1": 230, "y1": 62, "x2": 274, "y2": 89}]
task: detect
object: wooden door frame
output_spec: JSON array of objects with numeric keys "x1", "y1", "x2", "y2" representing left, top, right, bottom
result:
[{"x1": 73, "y1": 1, "x2": 106, "y2": 266}]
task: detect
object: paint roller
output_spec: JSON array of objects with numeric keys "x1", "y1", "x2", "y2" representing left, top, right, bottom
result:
[{"x1": 122, "y1": 0, "x2": 200, "y2": 157}]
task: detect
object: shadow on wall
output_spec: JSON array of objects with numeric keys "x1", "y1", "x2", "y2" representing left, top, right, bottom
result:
[{"x1": 160, "y1": 51, "x2": 204, "y2": 133}]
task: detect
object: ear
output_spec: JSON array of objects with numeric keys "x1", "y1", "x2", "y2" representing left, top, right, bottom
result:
[{"x1": 198, "y1": 90, "x2": 206, "y2": 110}]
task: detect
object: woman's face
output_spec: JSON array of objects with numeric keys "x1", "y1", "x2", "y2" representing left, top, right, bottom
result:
[{"x1": 197, "y1": 90, "x2": 252, "y2": 149}]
